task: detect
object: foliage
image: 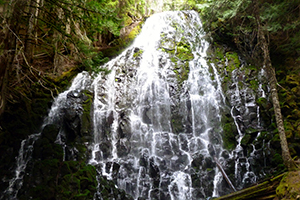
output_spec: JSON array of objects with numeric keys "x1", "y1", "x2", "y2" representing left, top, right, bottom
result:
[
  {"x1": 84, "y1": 0, "x2": 122, "y2": 37},
  {"x1": 77, "y1": 42, "x2": 110, "y2": 74},
  {"x1": 199, "y1": 0, "x2": 300, "y2": 61},
  {"x1": 0, "y1": 0, "x2": 157, "y2": 118},
  {"x1": 200, "y1": 0, "x2": 300, "y2": 171}
]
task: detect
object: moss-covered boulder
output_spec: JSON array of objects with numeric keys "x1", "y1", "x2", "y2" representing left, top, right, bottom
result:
[
  {"x1": 19, "y1": 159, "x2": 98, "y2": 200},
  {"x1": 276, "y1": 170, "x2": 300, "y2": 200}
]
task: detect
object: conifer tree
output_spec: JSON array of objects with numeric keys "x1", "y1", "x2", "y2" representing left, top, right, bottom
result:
[{"x1": 0, "y1": 0, "x2": 150, "y2": 115}]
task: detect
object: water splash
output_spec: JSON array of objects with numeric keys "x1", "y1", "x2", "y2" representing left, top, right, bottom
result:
[
  {"x1": 2, "y1": 72, "x2": 92, "y2": 199},
  {"x1": 3, "y1": 10, "x2": 273, "y2": 200},
  {"x1": 89, "y1": 11, "x2": 226, "y2": 199}
]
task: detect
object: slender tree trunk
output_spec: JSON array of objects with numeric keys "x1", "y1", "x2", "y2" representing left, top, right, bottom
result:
[
  {"x1": 34, "y1": 0, "x2": 42, "y2": 45},
  {"x1": 0, "y1": 0, "x2": 23, "y2": 115},
  {"x1": 254, "y1": 0, "x2": 297, "y2": 171},
  {"x1": 25, "y1": 0, "x2": 35, "y2": 62},
  {"x1": 25, "y1": 0, "x2": 42, "y2": 62}
]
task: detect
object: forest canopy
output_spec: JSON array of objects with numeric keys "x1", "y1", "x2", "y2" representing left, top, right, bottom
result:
[
  {"x1": 1, "y1": 0, "x2": 300, "y2": 116},
  {"x1": 199, "y1": 0, "x2": 300, "y2": 62}
]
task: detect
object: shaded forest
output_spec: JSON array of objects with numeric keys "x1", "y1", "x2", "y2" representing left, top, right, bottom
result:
[{"x1": 1, "y1": 0, "x2": 300, "y2": 199}]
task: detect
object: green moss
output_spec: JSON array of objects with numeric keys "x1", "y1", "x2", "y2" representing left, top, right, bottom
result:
[
  {"x1": 215, "y1": 47, "x2": 225, "y2": 61},
  {"x1": 170, "y1": 57, "x2": 178, "y2": 63},
  {"x1": 58, "y1": 162, "x2": 97, "y2": 199},
  {"x1": 225, "y1": 52, "x2": 240, "y2": 72},
  {"x1": 133, "y1": 49, "x2": 144, "y2": 58},
  {"x1": 171, "y1": 114, "x2": 183, "y2": 134},
  {"x1": 249, "y1": 79, "x2": 259, "y2": 90},
  {"x1": 241, "y1": 134, "x2": 251, "y2": 146},
  {"x1": 222, "y1": 122, "x2": 237, "y2": 150},
  {"x1": 81, "y1": 90, "x2": 93, "y2": 138},
  {"x1": 172, "y1": 61, "x2": 190, "y2": 88},
  {"x1": 175, "y1": 41, "x2": 194, "y2": 61},
  {"x1": 276, "y1": 171, "x2": 300, "y2": 200}
]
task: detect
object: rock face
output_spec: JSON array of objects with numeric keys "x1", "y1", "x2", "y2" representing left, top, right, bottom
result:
[
  {"x1": 1, "y1": 10, "x2": 285, "y2": 200},
  {"x1": 207, "y1": 46, "x2": 280, "y2": 190},
  {"x1": 1, "y1": 72, "x2": 133, "y2": 200},
  {"x1": 86, "y1": 10, "x2": 278, "y2": 199}
]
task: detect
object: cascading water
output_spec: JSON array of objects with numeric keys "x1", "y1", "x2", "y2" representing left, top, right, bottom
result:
[
  {"x1": 89, "y1": 11, "x2": 228, "y2": 199},
  {"x1": 3, "y1": 10, "x2": 274, "y2": 200},
  {"x1": 1, "y1": 72, "x2": 92, "y2": 199}
]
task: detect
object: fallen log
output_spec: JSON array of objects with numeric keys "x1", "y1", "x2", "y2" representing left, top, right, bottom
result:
[
  {"x1": 214, "y1": 173, "x2": 286, "y2": 200},
  {"x1": 208, "y1": 144, "x2": 236, "y2": 192},
  {"x1": 214, "y1": 156, "x2": 236, "y2": 192}
]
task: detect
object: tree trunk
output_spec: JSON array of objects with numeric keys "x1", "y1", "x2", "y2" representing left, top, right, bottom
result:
[
  {"x1": 0, "y1": 0, "x2": 24, "y2": 115},
  {"x1": 215, "y1": 173, "x2": 286, "y2": 200},
  {"x1": 214, "y1": 157, "x2": 236, "y2": 192},
  {"x1": 25, "y1": 0, "x2": 42, "y2": 62},
  {"x1": 254, "y1": 0, "x2": 297, "y2": 171},
  {"x1": 25, "y1": 0, "x2": 35, "y2": 62}
]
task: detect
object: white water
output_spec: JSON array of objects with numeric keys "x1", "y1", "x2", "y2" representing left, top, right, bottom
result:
[
  {"x1": 89, "y1": 11, "x2": 226, "y2": 199},
  {"x1": 2, "y1": 72, "x2": 92, "y2": 199},
  {"x1": 3, "y1": 10, "x2": 269, "y2": 200}
]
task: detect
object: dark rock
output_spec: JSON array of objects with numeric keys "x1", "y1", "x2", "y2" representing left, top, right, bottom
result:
[
  {"x1": 99, "y1": 141, "x2": 112, "y2": 159},
  {"x1": 41, "y1": 124, "x2": 60, "y2": 143}
]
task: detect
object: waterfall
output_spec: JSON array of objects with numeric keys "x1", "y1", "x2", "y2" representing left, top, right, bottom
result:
[
  {"x1": 1, "y1": 72, "x2": 92, "y2": 199},
  {"x1": 3, "y1": 10, "x2": 273, "y2": 200},
  {"x1": 89, "y1": 11, "x2": 226, "y2": 199}
]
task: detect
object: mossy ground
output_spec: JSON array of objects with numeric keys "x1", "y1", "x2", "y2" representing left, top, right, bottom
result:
[
  {"x1": 276, "y1": 60, "x2": 300, "y2": 160},
  {"x1": 276, "y1": 170, "x2": 300, "y2": 200}
]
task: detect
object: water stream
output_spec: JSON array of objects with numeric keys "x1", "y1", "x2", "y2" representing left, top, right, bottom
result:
[
  {"x1": 3, "y1": 10, "x2": 271, "y2": 200},
  {"x1": 89, "y1": 10, "x2": 227, "y2": 199}
]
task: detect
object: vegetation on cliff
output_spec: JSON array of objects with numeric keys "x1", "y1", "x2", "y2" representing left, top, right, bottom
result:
[
  {"x1": 0, "y1": 0, "x2": 149, "y2": 198},
  {"x1": 200, "y1": 0, "x2": 300, "y2": 198},
  {"x1": 200, "y1": 0, "x2": 300, "y2": 171},
  {"x1": 1, "y1": 0, "x2": 300, "y2": 199}
]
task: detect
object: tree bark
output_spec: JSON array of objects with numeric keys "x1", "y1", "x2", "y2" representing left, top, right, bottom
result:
[
  {"x1": 0, "y1": 0, "x2": 24, "y2": 115},
  {"x1": 214, "y1": 157, "x2": 236, "y2": 192},
  {"x1": 215, "y1": 173, "x2": 286, "y2": 200},
  {"x1": 254, "y1": 0, "x2": 297, "y2": 171},
  {"x1": 25, "y1": 0, "x2": 41, "y2": 62}
]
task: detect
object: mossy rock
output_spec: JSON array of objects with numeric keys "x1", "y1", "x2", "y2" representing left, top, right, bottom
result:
[
  {"x1": 171, "y1": 114, "x2": 184, "y2": 134},
  {"x1": 276, "y1": 171, "x2": 300, "y2": 200},
  {"x1": 173, "y1": 62, "x2": 190, "y2": 87},
  {"x1": 225, "y1": 52, "x2": 240, "y2": 72},
  {"x1": 81, "y1": 90, "x2": 93, "y2": 137},
  {"x1": 33, "y1": 136, "x2": 64, "y2": 160},
  {"x1": 175, "y1": 41, "x2": 194, "y2": 61},
  {"x1": 222, "y1": 121, "x2": 238, "y2": 150},
  {"x1": 96, "y1": 176, "x2": 134, "y2": 200},
  {"x1": 133, "y1": 49, "x2": 144, "y2": 58},
  {"x1": 241, "y1": 134, "x2": 251, "y2": 146}
]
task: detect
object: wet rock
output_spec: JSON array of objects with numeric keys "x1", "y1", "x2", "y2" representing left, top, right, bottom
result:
[
  {"x1": 41, "y1": 124, "x2": 60, "y2": 143},
  {"x1": 117, "y1": 138, "x2": 130, "y2": 157},
  {"x1": 208, "y1": 144, "x2": 216, "y2": 157},
  {"x1": 203, "y1": 157, "x2": 215, "y2": 169},
  {"x1": 191, "y1": 153, "x2": 204, "y2": 171},
  {"x1": 99, "y1": 141, "x2": 112, "y2": 159},
  {"x1": 149, "y1": 157, "x2": 160, "y2": 188}
]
